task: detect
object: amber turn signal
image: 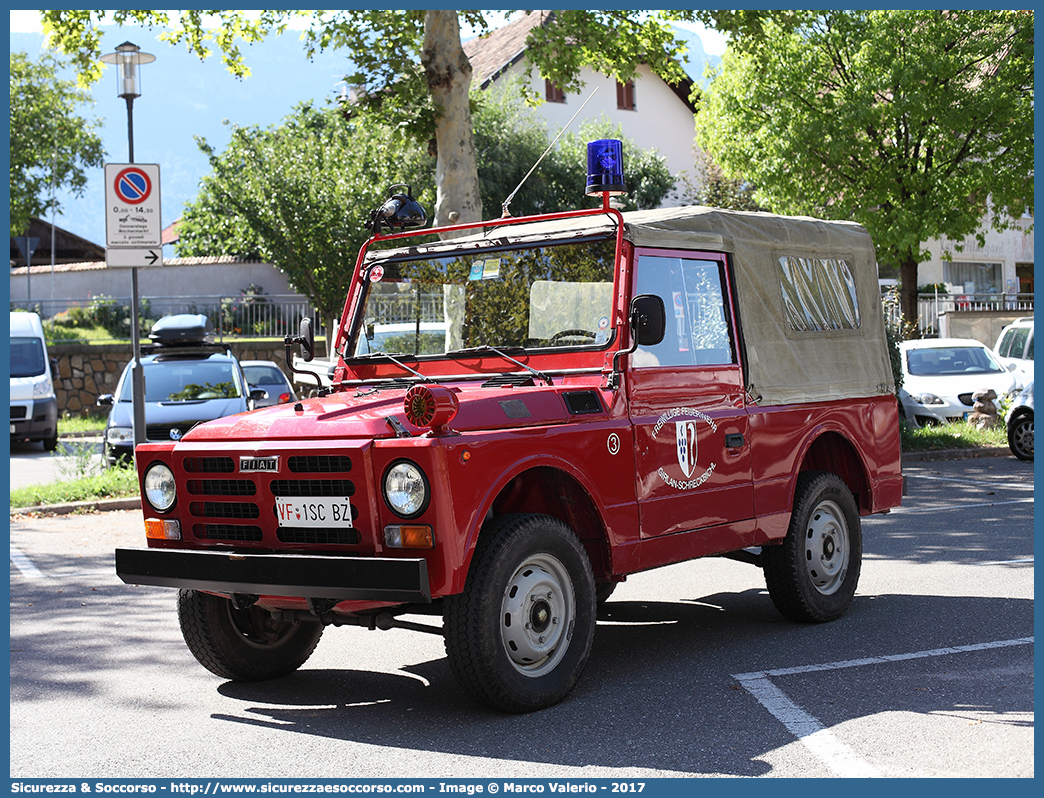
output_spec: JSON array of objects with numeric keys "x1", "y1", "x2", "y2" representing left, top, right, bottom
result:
[
  {"x1": 145, "y1": 518, "x2": 181, "y2": 540},
  {"x1": 384, "y1": 524, "x2": 434, "y2": 549}
]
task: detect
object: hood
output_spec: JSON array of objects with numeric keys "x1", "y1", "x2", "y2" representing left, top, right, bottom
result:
[
  {"x1": 902, "y1": 370, "x2": 1016, "y2": 399},
  {"x1": 184, "y1": 381, "x2": 606, "y2": 442},
  {"x1": 108, "y1": 396, "x2": 248, "y2": 428},
  {"x1": 10, "y1": 376, "x2": 48, "y2": 402}
]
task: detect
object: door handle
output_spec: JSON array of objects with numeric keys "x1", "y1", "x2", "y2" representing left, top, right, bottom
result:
[{"x1": 725, "y1": 433, "x2": 745, "y2": 449}]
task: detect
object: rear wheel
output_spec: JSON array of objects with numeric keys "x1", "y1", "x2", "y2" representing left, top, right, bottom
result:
[
  {"x1": 762, "y1": 472, "x2": 862, "y2": 623},
  {"x1": 444, "y1": 513, "x2": 596, "y2": 713},
  {"x1": 1007, "y1": 413, "x2": 1034, "y2": 461},
  {"x1": 177, "y1": 589, "x2": 323, "y2": 681}
]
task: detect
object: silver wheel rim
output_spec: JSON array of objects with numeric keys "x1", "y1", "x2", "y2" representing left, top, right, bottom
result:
[
  {"x1": 500, "y1": 554, "x2": 575, "y2": 677},
  {"x1": 804, "y1": 499, "x2": 849, "y2": 595},
  {"x1": 1012, "y1": 419, "x2": 1034, "y2": 457}
]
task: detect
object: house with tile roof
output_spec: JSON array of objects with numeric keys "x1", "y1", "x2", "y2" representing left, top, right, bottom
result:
[{"x1": 463, "y1": 11, "x2": 700, "y2": 203}]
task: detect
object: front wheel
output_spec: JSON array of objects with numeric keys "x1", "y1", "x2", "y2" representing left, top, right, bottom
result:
[
  {"x1": 177, "y1": 589, "x2": 324, "y2": 681},
  {"x1": 444, "y1": 513, "x2": 596, "y2": 713},
  {"x1": 762, "y1": 472, "x2": 862, "y2": 623},
  {"x1": 1008, "y1": 414, "x2": 1034, "y2": 461}
]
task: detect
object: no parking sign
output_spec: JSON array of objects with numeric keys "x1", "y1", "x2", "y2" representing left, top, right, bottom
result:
[{"x1": 105, "y1": 163, "x2": 162, "y2": 250}]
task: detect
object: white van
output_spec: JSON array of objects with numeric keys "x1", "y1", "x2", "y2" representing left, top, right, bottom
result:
[{"x1": 10, "y1": 311, "x2": 59, "y2": 450}]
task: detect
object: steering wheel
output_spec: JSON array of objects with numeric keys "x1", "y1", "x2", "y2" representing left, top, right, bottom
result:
[{"x1": 549, "y1": 329, "x2": 598, "y2": 345}]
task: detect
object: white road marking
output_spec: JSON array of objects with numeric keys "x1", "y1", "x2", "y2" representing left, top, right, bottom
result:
[
  {"x1": 10, "y1": 545, "x2": 44, "y2": 579},
  {"x1": 734, "y1": 637, "x2": 1034, "y2": 778},
  {"x1": 735, "y1": 673, "x2": 880, "y2": 777}
]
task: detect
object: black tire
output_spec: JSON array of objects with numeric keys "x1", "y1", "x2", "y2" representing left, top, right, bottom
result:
[
  {"x1": 177, "y1": 589, "x2": 324, "y2": 681},
  {"x1": 762, "y1": 472, "x2": 862, "y2": 623},
  {"x1": 594, "y1": 581, "x2": 618, "y2": 604},
  {"x1": 444, "y1": 513, "x2": 596, "y2": 713},
  {"x1": 42, "y1": 434, "x2": 58, "y2": 452},
  {"x1": 1007, "y1": 413, "x2": 1034, "y2": 461}
]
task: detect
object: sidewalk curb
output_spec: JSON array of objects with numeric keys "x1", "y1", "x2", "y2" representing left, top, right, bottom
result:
[
  {"x1": 10, "y1": 496, "x2": 141, "y2": 517},
  {"x1": 901, "y1": 446, "x2": 1011, "y2": 463}
]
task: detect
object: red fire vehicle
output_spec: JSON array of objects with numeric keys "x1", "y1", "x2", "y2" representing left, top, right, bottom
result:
[{"x1": 117, "y1": 141, "x2": 903, "y2": 713}]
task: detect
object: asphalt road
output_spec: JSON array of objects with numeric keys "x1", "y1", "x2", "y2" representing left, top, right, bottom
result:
[{"x1": 9, "y1": 455, "x2": 1034, "y2": 779}]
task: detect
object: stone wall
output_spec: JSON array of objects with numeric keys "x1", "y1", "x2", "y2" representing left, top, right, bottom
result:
[{"x1": 52, "y1": 339, "x2": 328, "y2": 419}]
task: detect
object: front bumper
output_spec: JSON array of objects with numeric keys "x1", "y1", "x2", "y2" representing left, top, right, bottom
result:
[
  {"x1": 115, "y1": 547, "x2": 431, "y2": 604},
  {"x1": 10, "y1": 397, "x2": 57, "y2": 440}
]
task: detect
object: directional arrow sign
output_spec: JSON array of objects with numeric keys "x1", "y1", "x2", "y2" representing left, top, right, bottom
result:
[{"x1": 105, "y1": 248, "x2": 163, "y2": 268}]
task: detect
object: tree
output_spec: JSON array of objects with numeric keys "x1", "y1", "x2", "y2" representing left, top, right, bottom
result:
[
  {"x1": 673, "y1": 151, "x2": 766, "y2": 212},
  {"x1": 175, "y1": 92, "x2": 675, "y2": 346},
  {"x1": 41, "y1": 9, "x2": 698, "y2": 234},
  {"x1": 174, "y1": 103, "x2": 436, "y2": 347},
  {"x1": 473, "y1": 80, "x2": 675, "y2": 217},
  {"x1": 9, "y1": 50, "x2": 106, "y2": 236},
  {"x1": 693, "y1": 10, "x2": 1033, "y2": 323}
]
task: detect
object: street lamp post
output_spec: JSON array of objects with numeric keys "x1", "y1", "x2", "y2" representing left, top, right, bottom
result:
[{"x1": 100, "y1": 42, "x2": 155, "y2": 457}]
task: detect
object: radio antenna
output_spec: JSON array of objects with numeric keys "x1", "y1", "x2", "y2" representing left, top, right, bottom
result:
[{"x1": 501, "y1": 86, "x2": 599, "y2": 218}]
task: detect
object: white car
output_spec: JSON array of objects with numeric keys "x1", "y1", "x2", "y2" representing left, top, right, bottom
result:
[
  {"x1": 1005, "y1": 382, "x2": 1033, "y2": 461},
  {"x1": 993, "y1": 317, "x2": 1033, "y2": 390},
  {"x1": 898, "y1": 338, "x2": 1016, "y2": 427}
]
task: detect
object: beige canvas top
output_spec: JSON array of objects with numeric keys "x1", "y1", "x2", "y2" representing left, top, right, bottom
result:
[{"x1": 369, "y1": 205, "x2": 895, "y2": 406}]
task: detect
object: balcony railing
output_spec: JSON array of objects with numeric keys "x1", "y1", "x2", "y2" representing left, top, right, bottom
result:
[
  {"x1": 883, "y1": 292, "x2": 1033, "y2": 337},
  {"x1": 10, "y1": 294, "x2": 324, "y2": 344}
]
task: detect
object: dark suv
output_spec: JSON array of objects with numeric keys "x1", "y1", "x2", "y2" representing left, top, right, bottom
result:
[{"x1": 97, "y1": 315, "x2": 254, "y2": 465}]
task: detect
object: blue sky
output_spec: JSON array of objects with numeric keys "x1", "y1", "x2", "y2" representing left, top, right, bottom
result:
[{"x1": 8, "y1": 10, "x2": 726, "y2": 248}]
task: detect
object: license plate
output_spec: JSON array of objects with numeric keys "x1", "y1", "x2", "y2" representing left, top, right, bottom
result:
[{"x1": 275, "y1": 497, "x2": 353, "y2": 528}]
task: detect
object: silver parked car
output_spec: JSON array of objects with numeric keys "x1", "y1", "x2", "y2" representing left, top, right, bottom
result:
[{"x1": 241, "y1": 360, "x2": 297, "y2": 407}]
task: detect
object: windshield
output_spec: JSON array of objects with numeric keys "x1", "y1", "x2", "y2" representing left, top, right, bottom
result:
[
  {"x1": 242, "y1": 364, "x2": 286, "y2": 385},
  {"x1": 905, "y1": 346, "x2": 1005, "y2": 376},
  {"x1": 119, "y1": 359, "x2": 244, "y2": 402},
  {"x1": 348, "y1": 238, "x2": 617, "y2": 357},
  {"x1": 10, "y1": 337, "x2": 46, "y2": 378}
]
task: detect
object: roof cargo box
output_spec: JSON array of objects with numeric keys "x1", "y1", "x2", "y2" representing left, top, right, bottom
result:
[{"x1": 148, "y1": 314, "x2": 215, "y2": 346}]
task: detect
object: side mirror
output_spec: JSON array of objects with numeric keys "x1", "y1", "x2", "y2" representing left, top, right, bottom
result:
[
  {"x1": 250, "y1": 388, "x2": 268, "y2": 402},
  {"x1": 630, "y1": 294, "x2": 666, "y2": 346},
  {"x1": 96, "y1": 394, "x2": 114, "y2": 408},
  {"x1": 282, "y1": 316, "x2": 316, "y2": 361},
  {"x1": 50, "y1": 358, "x2": 60, "y2": 382}
]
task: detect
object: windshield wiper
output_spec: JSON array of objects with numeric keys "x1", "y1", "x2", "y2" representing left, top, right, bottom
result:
[
  {"x1": 351, "y1": 351, "x2": 433, "y2": 383},
  {"x1": 447, "y1": 345, "x2": 552, "y2": 386}
]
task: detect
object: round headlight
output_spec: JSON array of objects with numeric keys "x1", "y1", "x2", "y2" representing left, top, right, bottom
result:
[
  {"x1": 143, "y1": 463, "x2": 177, "y2": 513},
  {"x1": 383, "y1": 460, "x2": 429, "y2": 518}
]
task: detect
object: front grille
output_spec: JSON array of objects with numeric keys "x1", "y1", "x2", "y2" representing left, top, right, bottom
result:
[
  {"x1": 184, "y1": 457, "x2": 235, "y2": 473},
  {"x1": 148, "y1": 423, "x2": 197, "y2": 442},
  {"x1": 186, "y1": 479, "x2": 256, "y2": 496},
  {"x1": 288, "y1": 455, "x2": 352, "y2": 473},
  {"x1": 193, "y1": 524, "x2": 263, "y2": 541},
  {"x1": 10, "y1": 407, "x2": 27, "y2": 420},
  {"x1": 270, "y1": 479, "x2": 355, "y2": 497},
  {"x1": 180, "y1": 449, "x2": 364, "y2": 549},
  {"x1": 189, "y1": 501, "x2": 259, "y2": 519},
  {"x1": 278, "y1": 528, "x2": 361, "y2": 545}
]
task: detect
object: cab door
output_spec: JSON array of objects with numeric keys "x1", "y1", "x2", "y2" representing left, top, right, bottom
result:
[{"x1": 626, "y1": 250, "x2": 754, "y2": 538}]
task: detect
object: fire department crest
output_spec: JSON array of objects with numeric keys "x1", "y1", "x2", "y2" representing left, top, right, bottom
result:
[
  {"x1": 653, "y1": 407, "x2": 718, "y2": 491},
  {"x1": 676, "y1": 419, "x2": 698, "y2": 478}
]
